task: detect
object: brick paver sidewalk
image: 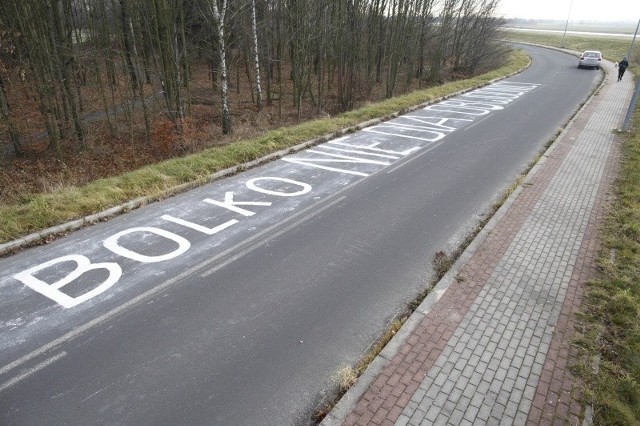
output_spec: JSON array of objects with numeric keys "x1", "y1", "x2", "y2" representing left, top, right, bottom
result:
[{"x1": 321, "y1": 59, "x2": 634, "y2": 425}]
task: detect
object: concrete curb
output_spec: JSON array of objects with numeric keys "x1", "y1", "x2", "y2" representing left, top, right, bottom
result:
[{"x1": 319, "y1": 44, "x2": 610, "y2": 426}]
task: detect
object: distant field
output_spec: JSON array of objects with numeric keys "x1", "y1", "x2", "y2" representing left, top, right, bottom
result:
[
  {"x1": 501, "y1": 30, "x2": 638, "y2": 66},
  {"x1": 506, "y1": 21, "x2": 637, "y2": 35}
]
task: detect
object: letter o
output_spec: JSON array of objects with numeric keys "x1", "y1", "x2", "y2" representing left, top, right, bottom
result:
[
  {"x1": 104, "y1": 227, "x2": 190, "y2": 263},
  {"x1": 246, "y1": 177, "x2": 312, "y2": 197}
]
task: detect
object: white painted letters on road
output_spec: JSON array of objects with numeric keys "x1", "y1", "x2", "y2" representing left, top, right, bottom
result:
[
  {"x1": 328, "y1": 139, "x2": 420, "y2": 157},
  {"x1": 161, "y1": 215, "x2": 239, "y2": 235},
  {"x1": 104, "y1": 227, "x2": 190, "y2": 263},
  {"x1": 13, "y1": 255, "x2": 122, "y2": 308},
  {"x1": 9, "y1": 81, "x2": 543, "y2": 309},
  {"x1": 204, "y1": 191, "x2": 272, "y2": 216},
  {"x1": 246, "y1": 177, "x2": 312, "y2": 197},
  {"x1": 363, "y1": 126, "x2": 448, "y2": 142}
]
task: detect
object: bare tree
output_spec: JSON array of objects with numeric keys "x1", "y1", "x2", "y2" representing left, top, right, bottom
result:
[
  {"x1": 430, "y1": 0, "x2": 459, "y2": 83},
  {"x1": 0, "y1": 27, "x2": 22, "y2": 156},
  {"x1": 251, "y1": 0, "x2": 263, "y2": 110},
  {"x1": 120, "y1": 0, "x2": 139, "y2": 91},
  {"x1": 203, "y1": 0, "x2": 232, "y2": 134},
  {"x1": 0, "y1": 0, "x2": 507, "y2": 163},
  {"x1": 286, "y1": 0, "x2": 314, "y2": 118}
]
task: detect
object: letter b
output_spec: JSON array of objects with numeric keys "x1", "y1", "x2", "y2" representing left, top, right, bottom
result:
[{"x1": 13, "y1": 255, "x2": 122, "y2": 308}]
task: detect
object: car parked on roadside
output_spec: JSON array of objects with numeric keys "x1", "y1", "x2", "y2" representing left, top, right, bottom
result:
[{"x1": 578, "y1": 51, "x2": 602, "y2": 69}]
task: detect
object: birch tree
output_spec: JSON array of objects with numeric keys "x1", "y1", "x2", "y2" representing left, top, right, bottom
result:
[
  {"x1": 251, "y1": 0, "x2": 262, "y2": 110},
  {"x1": 203, "y1": 0, "x2": 232, "y2": 134}
]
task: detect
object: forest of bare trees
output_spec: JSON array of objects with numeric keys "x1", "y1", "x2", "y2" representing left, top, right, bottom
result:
[{"x1": 0, "y1": 0, "x2": 505, "y2": 162}]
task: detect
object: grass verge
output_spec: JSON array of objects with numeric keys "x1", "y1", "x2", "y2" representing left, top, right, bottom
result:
[
  {"x1": 574, "y1": 97, "x2": 640, "y2": 424},
  {"x1": 333, "y1": 318, "x2": 406, "y2": 393},
  {"x1": 0, "y1": 49, "x2": 529, "y2": 246},
  {"x1": 314, "y1": 318, "x2": 405, "y2": 423}
]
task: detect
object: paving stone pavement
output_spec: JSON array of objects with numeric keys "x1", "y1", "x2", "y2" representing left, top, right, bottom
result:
[{"x1": 321, "y1": 59, "x2": 634, "y2": 426}]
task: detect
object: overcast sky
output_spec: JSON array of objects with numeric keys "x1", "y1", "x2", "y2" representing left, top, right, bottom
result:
[{"x1": 498, "y1": 0, "x2": 640, "y2": 22}]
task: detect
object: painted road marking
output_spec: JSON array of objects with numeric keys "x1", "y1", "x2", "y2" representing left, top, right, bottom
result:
[
  {"x1": 2, "y1": 82, "x2": 540, "y2": 319},
  {"x1": 0, "y1": 351, "x2": 67, "y2": 393},
  {"x1": 0, "y1": 194, "x2": 349, "y2": 378}
]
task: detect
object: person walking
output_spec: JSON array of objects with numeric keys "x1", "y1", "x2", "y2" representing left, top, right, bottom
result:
[{"x1": 618, "y1": 56, "x2": 629, "y2": 81}]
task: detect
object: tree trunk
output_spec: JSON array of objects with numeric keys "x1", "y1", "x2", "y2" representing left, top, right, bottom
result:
[
  {"x1": 251, "y1": 0, "x2": 262, "y2": 111},
  {"x1": 0, "y1": 74, "x2": 22, "y2": 156},
  {"x1": 51, "y1": 0, "x2": 85, "y2": 147},
  {"x1": 208, "y1": 0, "x2": 232, "y2": 134},
  {"x1": 120, "y1": 0, "x2": 139, "y2": 91}
]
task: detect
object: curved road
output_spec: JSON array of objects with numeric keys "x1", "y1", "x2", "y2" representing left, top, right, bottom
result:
[{"x1": 0, "y1": 45, "x2": 600, "y2": 425}]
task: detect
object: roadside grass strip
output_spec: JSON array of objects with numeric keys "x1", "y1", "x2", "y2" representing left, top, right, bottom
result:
[{"x1": 577, "y1": 100, "x2": 640, "y2": 425}]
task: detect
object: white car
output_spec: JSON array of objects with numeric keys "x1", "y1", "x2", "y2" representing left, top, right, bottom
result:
[{"x1": 578, "y1": 51, "x2": 602, "y2": 69}]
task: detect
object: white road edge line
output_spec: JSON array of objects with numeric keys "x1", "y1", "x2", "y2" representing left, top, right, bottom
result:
[
  {"x1": 0, "y1": 351, "x2": 67, "y2": 393},
  {"x1": 200, "y1": 195, "x2": 347, "y2": 277}
]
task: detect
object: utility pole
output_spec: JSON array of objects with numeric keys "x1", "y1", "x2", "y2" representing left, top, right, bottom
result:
[
  {"x1": 561, "y1": 0, "x2": 574, "y2": 48},
  {"x1": 621, "y1": 17, "x2": 640, "y2": 132},
  {"x1": 622, "y1": 78, "x2": 640, "y2": 132},
  {"x1": 627, "y1": 17, "x2": 640, "y2": 60}
]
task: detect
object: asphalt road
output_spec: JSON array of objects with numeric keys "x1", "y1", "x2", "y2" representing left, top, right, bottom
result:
[{"x1": 0, "y1": 44, "x2": 600, "y2": 425}]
